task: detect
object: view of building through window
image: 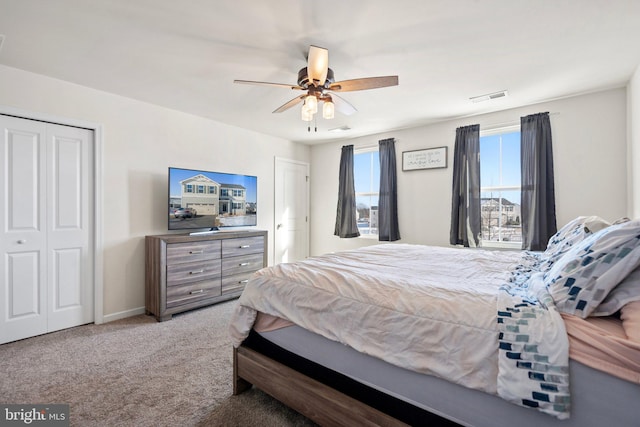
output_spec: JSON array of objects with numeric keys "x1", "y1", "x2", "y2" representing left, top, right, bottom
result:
[
  {"x1": 480, "y1": 127, "x2": 522, "y2": 246},
  {"x1": 354, "y1": 149, "x2": 380, "y2": 236}
]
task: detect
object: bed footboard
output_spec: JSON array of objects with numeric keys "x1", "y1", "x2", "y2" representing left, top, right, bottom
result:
[{"x1": 233, "y1": 345, "x2": 408, "y2": 427}]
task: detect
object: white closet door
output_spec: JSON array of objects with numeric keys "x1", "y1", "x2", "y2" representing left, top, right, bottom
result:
[
  {"x1": 0, "y1": 116, "x2": 48, "y2": 343},
  {"x1": 46, "y1": 123, "x2": 94, "y2": 332},
  {"x1": 0, "y1": 116, "x2": 94, "y2": 344}
]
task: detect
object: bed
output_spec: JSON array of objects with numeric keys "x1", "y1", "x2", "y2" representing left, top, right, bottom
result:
[{"x1": 229, "y1": 216, "x2": 640, "y2": 426}]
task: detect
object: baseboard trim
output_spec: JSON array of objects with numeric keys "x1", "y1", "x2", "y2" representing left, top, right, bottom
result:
[{"x1": 102, "y1": 307, "x2": 146, "y2": 323}]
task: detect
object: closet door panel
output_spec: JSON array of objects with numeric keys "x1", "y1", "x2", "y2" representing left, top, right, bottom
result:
[
  {"x1": 46, "y1": 124, "x2": 94, "y2": 331},
  {"x1": 0, "y1": 115, "x2": 48, "y2": 343}
]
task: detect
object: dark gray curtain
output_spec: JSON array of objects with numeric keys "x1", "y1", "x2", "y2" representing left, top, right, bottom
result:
[
  {"x1": 449, "y1": 124, "x2": 481, "y2": 247},
  {"x1": 521, "y1": 112, "x2": 557, "y2": 251},
  {"x1": 334, "y1": 145, "x2": 360, "y2": 238},
  {"x1": 378, "y1": 138, "x2": 400, "y2": 241}
]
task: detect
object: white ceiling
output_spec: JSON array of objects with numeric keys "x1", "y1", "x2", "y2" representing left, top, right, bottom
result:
[{"x1": 1, "y1": 0, "x2": 639, "y2": 145}]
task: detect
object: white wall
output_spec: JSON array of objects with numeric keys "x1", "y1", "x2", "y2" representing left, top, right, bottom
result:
[
  {"x1": 310, "y1": 88, "x2": 629, "y2": 256},
  {"x1": 629, "y1": 65, "x2": 640, "y2": 218},
  {"x1": 0, "y1": 64, "x2": 310, "y2": 320}
]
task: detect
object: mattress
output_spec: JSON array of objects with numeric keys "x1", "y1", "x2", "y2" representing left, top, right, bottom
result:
[
  {"x1": 257, "y1": 324, "x2": 640, "y2": 427},
  {"x1": 230, "y1": 244, "x2": 572, "y2": 418}
]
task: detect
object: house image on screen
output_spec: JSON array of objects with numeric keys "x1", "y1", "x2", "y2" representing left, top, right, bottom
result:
[
  {"x1": 179, "y1": 174, "x2": 220, "y2": 215},
  {"x1": 220, "y1": 184, "x2": 247, "y2": 216},
  {"x1": 179, "y1": 174, "x2": 247, "y2": 217}
]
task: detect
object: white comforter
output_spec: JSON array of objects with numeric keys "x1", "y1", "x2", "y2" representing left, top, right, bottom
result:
[{"x1": 229, "y1": 243, "x2": 569, "y2": 418}]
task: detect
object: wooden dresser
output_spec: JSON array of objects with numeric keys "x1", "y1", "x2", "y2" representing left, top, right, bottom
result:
[{"x1": 145, "y1": 230, "x2": 267, "y2": 321}]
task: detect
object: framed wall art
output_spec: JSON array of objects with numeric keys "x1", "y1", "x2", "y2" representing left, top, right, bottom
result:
[{"x1": 402, "y1": 146, "x2": 448, "y2": 171}]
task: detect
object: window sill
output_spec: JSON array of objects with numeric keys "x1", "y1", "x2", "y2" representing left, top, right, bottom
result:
[
  {"x1": 358, "y1": 234, "x2": 379, "y2": 240},
  {"x1": 481, "y1": 241, "x2": 522, "y2": 250}
]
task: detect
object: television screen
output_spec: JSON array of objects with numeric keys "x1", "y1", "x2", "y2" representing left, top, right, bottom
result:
[{"x1": 168, "y1": 167, "x2": 257, "y2": 231}]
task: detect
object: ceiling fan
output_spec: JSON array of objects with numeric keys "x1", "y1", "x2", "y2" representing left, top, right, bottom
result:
[{"x1": 234, "y1": 45, "x2": 398, "y2": 128}]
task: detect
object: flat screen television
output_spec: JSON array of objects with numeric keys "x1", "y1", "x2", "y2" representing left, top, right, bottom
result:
[{"x1": 168, "y1": 166, "x2": 257, "y2": 231}]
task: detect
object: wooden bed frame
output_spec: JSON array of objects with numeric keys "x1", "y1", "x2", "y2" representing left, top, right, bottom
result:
[
  {"x1": 233, "y1": 345, "x2": 410, "y2": 426},
  {"x1": 233, "y1": 328, "x2": 640, "y2": 427}
]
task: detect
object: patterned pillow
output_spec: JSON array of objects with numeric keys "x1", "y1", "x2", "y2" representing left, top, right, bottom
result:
[
  {"x1": 540, "y1": 216, "x2": 611, "y2": 271},
  {"x1": 544, "y1": 220, "x2": 640, "y2": 318},
  {"x1": 591, "y1": 266, "x2": 640, "y2": 316}
]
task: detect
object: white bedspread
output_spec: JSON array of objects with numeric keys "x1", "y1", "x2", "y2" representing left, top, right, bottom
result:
[{"x1": 229, "y1": 243, "x2": 570, "y2": 418}]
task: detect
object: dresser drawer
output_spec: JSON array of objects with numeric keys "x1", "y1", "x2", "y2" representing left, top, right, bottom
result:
[
  {"x1": 222, "y1": 236, "x2": 265, "y2": 257},
  {"x1": 222, "y1": 253, "x2": 264, "y2": 276},
  {"x1": 167, "y1": 259, "x2": 222, "y2": 286},
  {"x1": 166, "y1": 279, "x2": 222, "y2": 308},
  {"x1": 221, "y1": 271, "x2": 254, "y2": 294},
  {"x1": 167, "y1": 240, "x2": 221, "y2": 265}
]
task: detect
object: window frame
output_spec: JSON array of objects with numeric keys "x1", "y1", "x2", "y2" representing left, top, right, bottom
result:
[
  {"x1": 479, "y1": 124, "x2": 522, "y2": 250},
  {"x1": 354, "y1": 147, "x2": 380, "y2": 239}
]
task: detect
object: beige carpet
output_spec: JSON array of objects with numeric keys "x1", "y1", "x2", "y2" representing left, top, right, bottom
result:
[{"x1": 0, "y1": 300, "x2": 317, "y2": 426}]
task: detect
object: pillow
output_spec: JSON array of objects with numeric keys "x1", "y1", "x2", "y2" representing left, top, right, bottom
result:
[
  {"x1": 545, "y1": 219, "x2": 640, "y2": 318},
  {"x1": 591, "y1": 265, "x2": 640, "y2": 316},
  {"x1": 540, "y1": 216, "x2": 611, "y2": 271},
  {"x1": 613, "y1": 217, "x2": 631, "y2": 225},
  {"x1": 620, "y1": 300, "x2": 640, "y2": 343}
]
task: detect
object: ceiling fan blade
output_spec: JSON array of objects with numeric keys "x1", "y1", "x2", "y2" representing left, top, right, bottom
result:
[
  {"x1": 234, "y1": 79, "x2": 304, "y2": 90},
  {"x1": 329, "y1": 76, "x2": 399, "y2": 92},
  {"x1": 273, "y1": 95, "x2": 305, "y2": 113},
  {"x1": 330, "y1": 93, "x2": 357, "y2": 116},
  {"x1": 307, "y1": 45, "x2": 329, "y2": 86}
]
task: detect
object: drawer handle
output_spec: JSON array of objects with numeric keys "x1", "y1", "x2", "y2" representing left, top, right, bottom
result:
[
  {"x1": 239, "y1": 245, "x2": 251, "y2": 249},
  {"x1": 189, "y1": 269, "x2": 204, "y2": 275},
  {"x1": 239, "y1": 279, "x2": 249, "y2": 284},
  {"x1": 189, "y1": 250, "x2": 204, "y2": 254},
  {"x1": 189, "y1": 289, "x2": 204, "y2": 295},
  {"x1": 239, "y1": 262, "x2": 250, "y2": 266}
]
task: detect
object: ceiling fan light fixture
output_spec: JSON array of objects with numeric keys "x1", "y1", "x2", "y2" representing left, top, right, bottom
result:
[
  {"x1": 234, "y1": 45, "x2": 398, "y2": 127},
  {"x1": 301, "y1": 107, "x2": 313, "y2": 121},
  {"x1": 304, "y1": 95, "x2": 318, "y2": 114},
  {"x1": 322, "y1": 100, "x2": 335, "y2": 119}
]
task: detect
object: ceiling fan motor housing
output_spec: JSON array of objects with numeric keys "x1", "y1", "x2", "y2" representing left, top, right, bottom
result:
[{"x1": 298, "y1": 67, "x2": 335, "y2": 89}]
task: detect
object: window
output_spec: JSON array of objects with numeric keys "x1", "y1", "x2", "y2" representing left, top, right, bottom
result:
[
  {"x1": 208, "y1": 186, "x2": 217, "y2": 194},
  {"x1": 480, "y1": 125, "x2": 521, "y2": 248},
  {"x1": 185, "y1": 184, "x2": 193, "y2": 193},
  {"x1": 197, "y1": 185, "x2": 205, "y2": 194},
  {"x1": 354, "y1": 148, "x2": 380, "y2": 237}
]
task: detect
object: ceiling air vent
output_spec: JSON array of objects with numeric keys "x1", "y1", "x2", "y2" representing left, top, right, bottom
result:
[{"x1": 470, "y1": 90, "x2": 508, "y2": 103}]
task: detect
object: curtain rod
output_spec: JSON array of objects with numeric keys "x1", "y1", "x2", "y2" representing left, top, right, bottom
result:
[
  {"x1": 354, "y1": 144, "x2": 378, "y2": 152},
  {"x1": 480, "y1": 112, "x2": 560, "y2": 131}
]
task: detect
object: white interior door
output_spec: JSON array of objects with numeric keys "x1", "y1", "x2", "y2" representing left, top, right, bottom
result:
[
  {"x1": 274, "y1": 158, "x2": 309, "y2": 264},
  {"x1": 46, "y1": 123, "x2": 94, "y2": 332},
  {"x1": 0, "y1": 115, "x2": 94, "y2": 344},
  {"x1": 0, "y1": 116, "x2": 48, "y2": 343}
]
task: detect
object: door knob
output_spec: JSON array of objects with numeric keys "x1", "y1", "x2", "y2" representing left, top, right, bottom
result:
[
  {"x1": 17, "y1": 239, "x2": 26, "y2": 244},
  {"x1": 277, "y1": 224, "x2": 283, "y2": 229}
]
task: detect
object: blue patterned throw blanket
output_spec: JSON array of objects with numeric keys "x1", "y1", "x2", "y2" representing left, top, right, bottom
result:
[{"x1": 497, "y1": 254, "x2": 570, "y2": 419}]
